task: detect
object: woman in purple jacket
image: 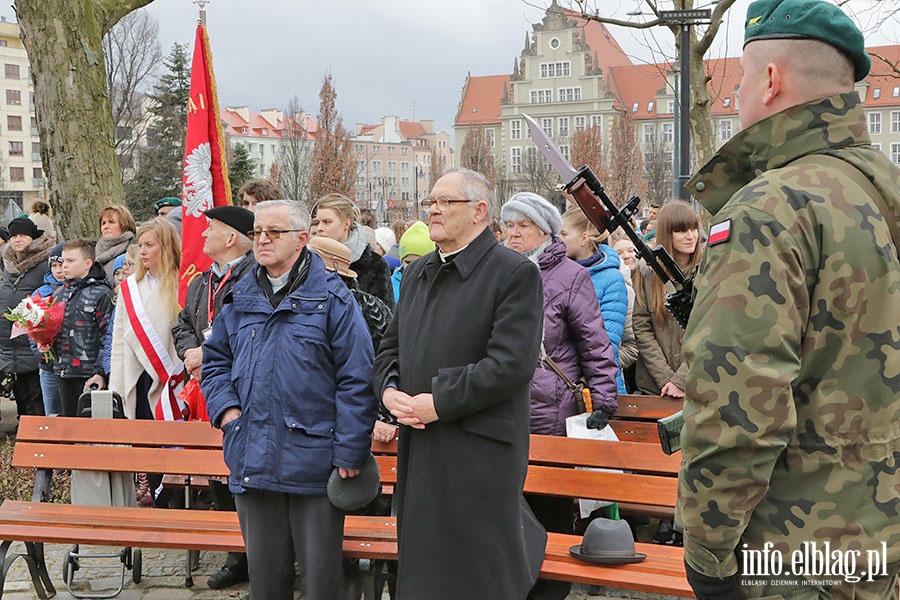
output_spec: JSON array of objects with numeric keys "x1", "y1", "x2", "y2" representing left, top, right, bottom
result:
[{"x1": 502, "y1": 191, "x2": 618, "y2": 600}]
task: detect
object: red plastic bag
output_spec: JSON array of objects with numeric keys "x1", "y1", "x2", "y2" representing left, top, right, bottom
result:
[{"x1": 178, "y1": 378, "x2": 209, "y2": 422}]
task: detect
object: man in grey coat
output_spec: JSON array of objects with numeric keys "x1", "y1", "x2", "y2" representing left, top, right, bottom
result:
[{"x1": 374, "y1": 168, "x2": 547, "y2": 599}]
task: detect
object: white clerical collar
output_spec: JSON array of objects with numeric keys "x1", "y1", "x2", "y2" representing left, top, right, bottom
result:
[
  {"x1": 266, "y1": 270, "x2": 291, "y2": 294},
  {"x1": 438, "y1": 244, "x2": 470, "y2": 263}
]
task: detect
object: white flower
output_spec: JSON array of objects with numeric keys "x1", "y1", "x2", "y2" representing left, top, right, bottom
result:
[{"x1": 183, "y1": 142, "x2": 214, "y2": 218}]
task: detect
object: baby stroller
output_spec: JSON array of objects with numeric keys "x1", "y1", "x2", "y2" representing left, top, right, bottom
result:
[{"x1": 61, "y1": 389, "x2": 142, "y2": 598}]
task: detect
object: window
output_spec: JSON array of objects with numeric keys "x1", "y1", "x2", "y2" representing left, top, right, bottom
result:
[
  {"x1": 873, "y1": 88, "x2": 881, "y2": 99},
  {"x1": 4, "y1": 64, "x2": 18, "y2": 79},
  {"x1": 871, "y1": 143, "x2": 881, "y2": 151},
  {"x1": 357, "y1": 159, "x2": 366, "y2": 172},
  {"x1": 559, "y1": 144, "x2": 570, "y2": 162},
  {"x1": 372, "y1": 146, "x2": 380, "y2": 154},
  {"x1": 6, "y1": 89, "x2": 20, "y2": 105},
  {"x1": 389, "y1": 146, "x2": 396, "y2": 155},
  {"x1": 8, "y1": 141, "x2": 22, "y2": 156},
  {"x1": 146, "y1": 128, "x2": 158, "y2": 147},
  {"x1": 558, "y1": 117, "x2": 569, "y2": 138},
  {"x1": 33, "y1": 167, "x2": 42, "y2": 179},
  {"x1": 869, "y1": 112, "x2": 882, "y2": 135},
  {"x1": 7, "y1": 115, "x2": 21, "y2": 131},
  {"x1": 241, "y1": 127, "x2": 248, "y2": 134},
  {"x1": 667, "y1": 100, "x2": 676, "y2": 114},
  {"x1": 401, "y1": 177, "x2": 409, "y2": 186},
  {"x1": 590, "y1": 115, "x2": 603, "y2": 133},
  {"x1": 261, "y1": 128, "x2": 268, "y2": 135},
  {"x1": 643, "y1": 123, "x2": 656, "y2": 144},
  {"x1": 891, "y1": 111, "x2": 900, "y2": 133},
  {"x1": 259, "y1": 144, "x2": 265, "y2": 156},
  {"x1": 541, "y1": 117, "x2": 553, "y2": 137},
  {"x1": 530, "y1": 89, "x2": 553, "y2": 104},
  {"x1": 401, "y1": 147, "x2": 408, "y2": 156},
  {"x1": 0, "y1": 41, "x2": 7, "y2": 48},
  {"x1": 719, "y1": 119, "x2": 733, "y2": 142},
  {"x1": 372, "y1": 160, "x2": 382, "y2": 171},
  {"x1": 631, "y1": 102, "x2": 639, "y2": 113},
  {"x1": 662, "y1": 123, "x2": 674, "y2": 143},
  {"x1": 558, "y1": 87, "x2": 581, "y2": 102},
  {"x1": 647, "y1": 101, "x2": 654, "y2": 113},
  {"x1": 510, "y1": 147, "x2": 522, "y2": 174},
  {"x1": 510, "y1": 119, "x2": 522, "y2": 140},
  {"x1": 539, "y1": 61, "x2": 570, "y2": 78},
  {"x1": 388, "y1": 161, "x2": 397, "y2": 172},
  {"x1": 574, "y1": 116, "x2": 586, "y2": 132},
  {"x1": 894, "y1": 87, "x2": 900, "y2": 98},
  {"x1": 892, "y1": 143, "x2": 900, "y2": 165},
  {"x1": 401, "y1": 161, "x2": 410, "y2": 172},
  {"x1": 9, "y1": 167, "x2": 23, "y2": 181},
  {"x1": 32, "y1": 141, "x2": 40, "y2": 154},
  {"x1": 115, "y1": 125, "x2": 131, "y2": 140},
  {"x1": 355, "y1": 144, "x2": 364, "y2": 153},
  {"x1": 723, "y1": 97, "x2": 731, "y2": 108},
  {"x1": 486, "y1": 128, "x2": 495, "y2": 148}
]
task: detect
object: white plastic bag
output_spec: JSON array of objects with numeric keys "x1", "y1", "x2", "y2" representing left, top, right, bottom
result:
[{"x1": 565, "y1": 412, "x2": 621, "y2": 518}]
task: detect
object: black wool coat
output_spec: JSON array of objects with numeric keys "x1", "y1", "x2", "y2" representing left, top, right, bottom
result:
[
  {"x1": 351, "y1": 244, "x2": 395, "y2": 310},
  {"x1": 374, "y1": 226, "x2": 547, "y2": 600},
  {"x1": 0, "y1": 235, "x2": 53, "y2": 374}
]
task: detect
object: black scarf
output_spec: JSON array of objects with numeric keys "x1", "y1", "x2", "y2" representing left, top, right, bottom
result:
[{"x1": 257, "y1": 249, "x2": 311, "y2": 308}]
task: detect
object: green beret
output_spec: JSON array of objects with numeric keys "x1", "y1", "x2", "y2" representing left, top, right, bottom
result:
[
  {"x1": 744, "y1": 0, "x2": 870, "y2": 82},
  {"x1": 153, "y1": 197, "x2": 181, "y2": 212}
]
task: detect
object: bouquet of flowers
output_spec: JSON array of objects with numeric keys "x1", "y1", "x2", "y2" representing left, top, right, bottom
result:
[{"x1": 4, "y1": 294, "x2": 66, "y2": 360}]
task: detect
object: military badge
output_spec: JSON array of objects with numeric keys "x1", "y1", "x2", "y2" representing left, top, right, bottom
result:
[{"x1": 708, "y1": 219, "x2": 732, "y2": 246}]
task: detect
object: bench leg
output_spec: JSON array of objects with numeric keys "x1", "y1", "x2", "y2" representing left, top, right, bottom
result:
[
  {"x1": 0, "y1": 539, "x2": 55, "y2": 600},
  {"x1": 25, "y1": 543, "x2": 56, "y2": 599}
]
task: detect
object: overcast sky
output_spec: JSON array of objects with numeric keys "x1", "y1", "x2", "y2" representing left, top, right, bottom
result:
[{"x1": 3, "y1": 1, "x2": 896, "y2": 139}]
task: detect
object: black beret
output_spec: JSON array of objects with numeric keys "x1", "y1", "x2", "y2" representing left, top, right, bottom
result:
[
  {"x1": 7, "y1": 217, "x2": 43, "y2": 240},
  {"x1": 205, "y1": 206, "x2": 255, "y2": 237},
  {"x1": 744, "y1": 0, "x2": 870, "y2": 82}
]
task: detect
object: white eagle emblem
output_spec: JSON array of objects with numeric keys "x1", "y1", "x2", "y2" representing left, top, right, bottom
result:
[{"x1": 183, "y1": 142, "x2": 214, "y2": 218}]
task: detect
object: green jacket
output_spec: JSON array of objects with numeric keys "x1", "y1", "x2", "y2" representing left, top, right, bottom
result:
[{"x1": 678, "y1": 93, "x2": 900, "y2": 586}]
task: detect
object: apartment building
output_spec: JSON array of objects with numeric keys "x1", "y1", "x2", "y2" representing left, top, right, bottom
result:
[
  {"x1": 0, "y1": 18, "x2": 44, "y2": 218},
  {"x1": 221, "y1": 106, "x2": 318, "y2": 179},
  {"x1": 352, "y1": 115, "x2": 454, "y2": 221}
]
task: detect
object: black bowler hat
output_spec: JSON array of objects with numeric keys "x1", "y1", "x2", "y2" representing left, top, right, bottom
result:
[
  {"x1": 569, "y1": 518, "x2": 647, "y2": 564},
  {"x1": 205, "y1": 206, "x2": 255, "y2": 238},
  {"x1": 7, "y1": 217, "x2": 43, "y2": 240},
  {"x1": 326, "y1": 453, "x2": 380, "y2": 512}
]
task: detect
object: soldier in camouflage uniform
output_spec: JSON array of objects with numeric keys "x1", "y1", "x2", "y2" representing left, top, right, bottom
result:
[{"x1": 677, "y1": 1, "x2": 900, "y2": 599}]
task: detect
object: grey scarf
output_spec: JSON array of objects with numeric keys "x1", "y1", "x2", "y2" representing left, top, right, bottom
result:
[{"x1": 344, "y1": 224, "x2": 368, "y2": 263}]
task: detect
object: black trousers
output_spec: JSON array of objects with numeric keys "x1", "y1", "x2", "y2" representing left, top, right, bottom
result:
[
  {"x1": 12, "y1": 371, "x2": 44, "y2": 418},
  {"x1": 209, "y1": 479, "x2": 249, "y2": 576},
  {"x1": 57, "y1": 376, "x2": 89, "y2": 418},
  {"x1": 235, "y1": 489, "x2": 344, "y2": 600}
]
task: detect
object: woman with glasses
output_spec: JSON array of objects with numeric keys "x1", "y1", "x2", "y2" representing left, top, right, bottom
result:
[
  {"x1": 502, "y1": 191, "x2": 618, "y2": 600},
  {"x1": 312, "y1": 194, "x2": 394, "y2": 309}
]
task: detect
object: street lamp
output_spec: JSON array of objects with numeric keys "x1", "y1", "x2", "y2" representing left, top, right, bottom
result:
[{"x1": 658, "y1": 9, "x2": 711, "y2": 201}]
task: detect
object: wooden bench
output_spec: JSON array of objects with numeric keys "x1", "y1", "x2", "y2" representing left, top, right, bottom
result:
[
  {"x1": 0, "y1": 416, "x2": 690, "y2": 599},
  {"x1": 610, "y1": 394, "x2": 682, "y2": 444}
]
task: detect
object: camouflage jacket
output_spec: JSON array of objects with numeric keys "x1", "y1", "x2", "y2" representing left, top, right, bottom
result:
[{"x1": 678, "y1": 93, "x2": 900, "y2": 583}]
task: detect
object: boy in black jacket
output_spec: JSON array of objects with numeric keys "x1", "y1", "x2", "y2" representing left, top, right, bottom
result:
[{"x1": 41, "y1": 239, "x2": 114, "y2": 417}]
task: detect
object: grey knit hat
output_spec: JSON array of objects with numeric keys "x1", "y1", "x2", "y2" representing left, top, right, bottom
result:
[{"x1": 501, "y1": 192, "x2": 562, "y2": 236}]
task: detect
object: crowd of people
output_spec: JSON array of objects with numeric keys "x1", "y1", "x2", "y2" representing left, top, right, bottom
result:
[{"x1": 1, "y1": 2, "x2": 898, "y2": 598}]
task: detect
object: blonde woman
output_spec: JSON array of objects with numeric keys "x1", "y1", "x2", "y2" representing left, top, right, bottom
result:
[
  {"x1": 312, "y1": 194, "x2": 394, "y2": 308},
  {"x1": 109, "y1": 217, "x2": 184, "y2": 421}
]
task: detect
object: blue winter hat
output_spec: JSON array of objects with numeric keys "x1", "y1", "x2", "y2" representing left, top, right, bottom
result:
[
  {"x1": 112, "y1": 253, "x2": 127, "y2": 275},
  {"x1": 48, "y1": 243, "x2": 65, "y2": 265}
]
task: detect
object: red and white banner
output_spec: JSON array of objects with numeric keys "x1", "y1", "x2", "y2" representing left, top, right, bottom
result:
[{"x1": 178, "y1": 22, "x2": 231, "y2": 305}]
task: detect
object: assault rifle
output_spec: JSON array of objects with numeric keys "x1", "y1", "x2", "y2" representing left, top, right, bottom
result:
[{"x1": 522, "y1": 114, "x2": 693, "y2": 329}]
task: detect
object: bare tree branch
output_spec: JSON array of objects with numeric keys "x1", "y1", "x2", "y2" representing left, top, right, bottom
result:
[{"x1": 97, "y1": 0, "x2": 157, "y2": 35}]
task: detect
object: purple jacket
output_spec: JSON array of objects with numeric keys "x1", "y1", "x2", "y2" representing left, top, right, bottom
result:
[{"x1": 530, "y1": 239, "x2": 618, "y2": 436}]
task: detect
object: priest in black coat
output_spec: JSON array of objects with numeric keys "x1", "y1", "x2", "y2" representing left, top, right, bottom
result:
[{"x1": 374, "y1": 168, "x2": 547, "y2": 599}]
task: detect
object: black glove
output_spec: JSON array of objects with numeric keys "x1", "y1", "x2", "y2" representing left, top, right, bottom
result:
[
  {"x1": 684, "y1": 561, "x2": 742, "y2": 600},
  {"x1": 585, "y1": 409, "x2": 612, "y2": 430}
]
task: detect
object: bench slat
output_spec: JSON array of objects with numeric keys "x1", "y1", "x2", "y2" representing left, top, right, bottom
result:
[
  {"x1": 12, "y1": 442, "x2": 229, "y2": 477},
  {"x1": 529, "y1": 435, "x2": 680, "y2": 475},
  {"x1": 610, "y1": 420, "x2": 661, "y2": 444},
  {"x1": 15, "y1": 416, "x2": 222, "y2": 448},
  {"x1": 524, "y1": 465, "x2": 676, "y2": 507},
  {"x1": 613, "y1": 394, "x2": 682, "y2": 420}
]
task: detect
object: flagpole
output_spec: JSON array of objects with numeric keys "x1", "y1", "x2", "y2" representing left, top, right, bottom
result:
[{"x1": 193, "y1": 0, "x2": 209, "y2": 25}]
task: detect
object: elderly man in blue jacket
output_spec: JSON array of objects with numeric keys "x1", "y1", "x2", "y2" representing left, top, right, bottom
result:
[{"x1": 202, "y1": 199, "x2": 377, "y2": 600}]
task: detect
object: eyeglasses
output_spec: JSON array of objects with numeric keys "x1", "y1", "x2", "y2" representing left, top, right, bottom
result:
[
  {"x1": 248, "y1": 228, "x2": 304, "y2": 241},
  {"x1": 421, "y1": 197, "x2": 475, "y2": 210}
]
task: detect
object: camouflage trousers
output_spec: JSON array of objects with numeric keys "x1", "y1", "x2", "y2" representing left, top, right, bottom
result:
[{"x1": 742, "y1": 565, "x2": 899, "y2": 599}]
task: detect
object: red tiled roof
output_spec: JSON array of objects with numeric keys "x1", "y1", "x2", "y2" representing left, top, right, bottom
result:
[
  {"x1": 455, "y1": 74, "x2": 510, "y2": 126},
  {"x1": 864, "y1": 45, "x2": 900, "y2": 107},
  {"x1": 562, "y1": 9, "x2": 633, "y2": 71},
  {"x1": 399, "y1": 121, "x2": 426, "y2": 139},
  {"x1": 221, "y1": 109, "x2": 317, "y2": 140}
]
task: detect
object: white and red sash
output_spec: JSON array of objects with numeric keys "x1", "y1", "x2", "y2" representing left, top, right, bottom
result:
[{"x1": 120, "y1": 276, "x2": 186, "y2": 421}]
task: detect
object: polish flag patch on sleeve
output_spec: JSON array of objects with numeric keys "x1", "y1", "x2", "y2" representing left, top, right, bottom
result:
[{"x1": 708, "y1": 219, "x2": 732, "y2": 246}]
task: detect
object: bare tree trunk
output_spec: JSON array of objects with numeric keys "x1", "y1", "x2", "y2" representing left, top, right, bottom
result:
[{"x1": 14, "y1": 0, "x2": 155, "y2": 238}]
